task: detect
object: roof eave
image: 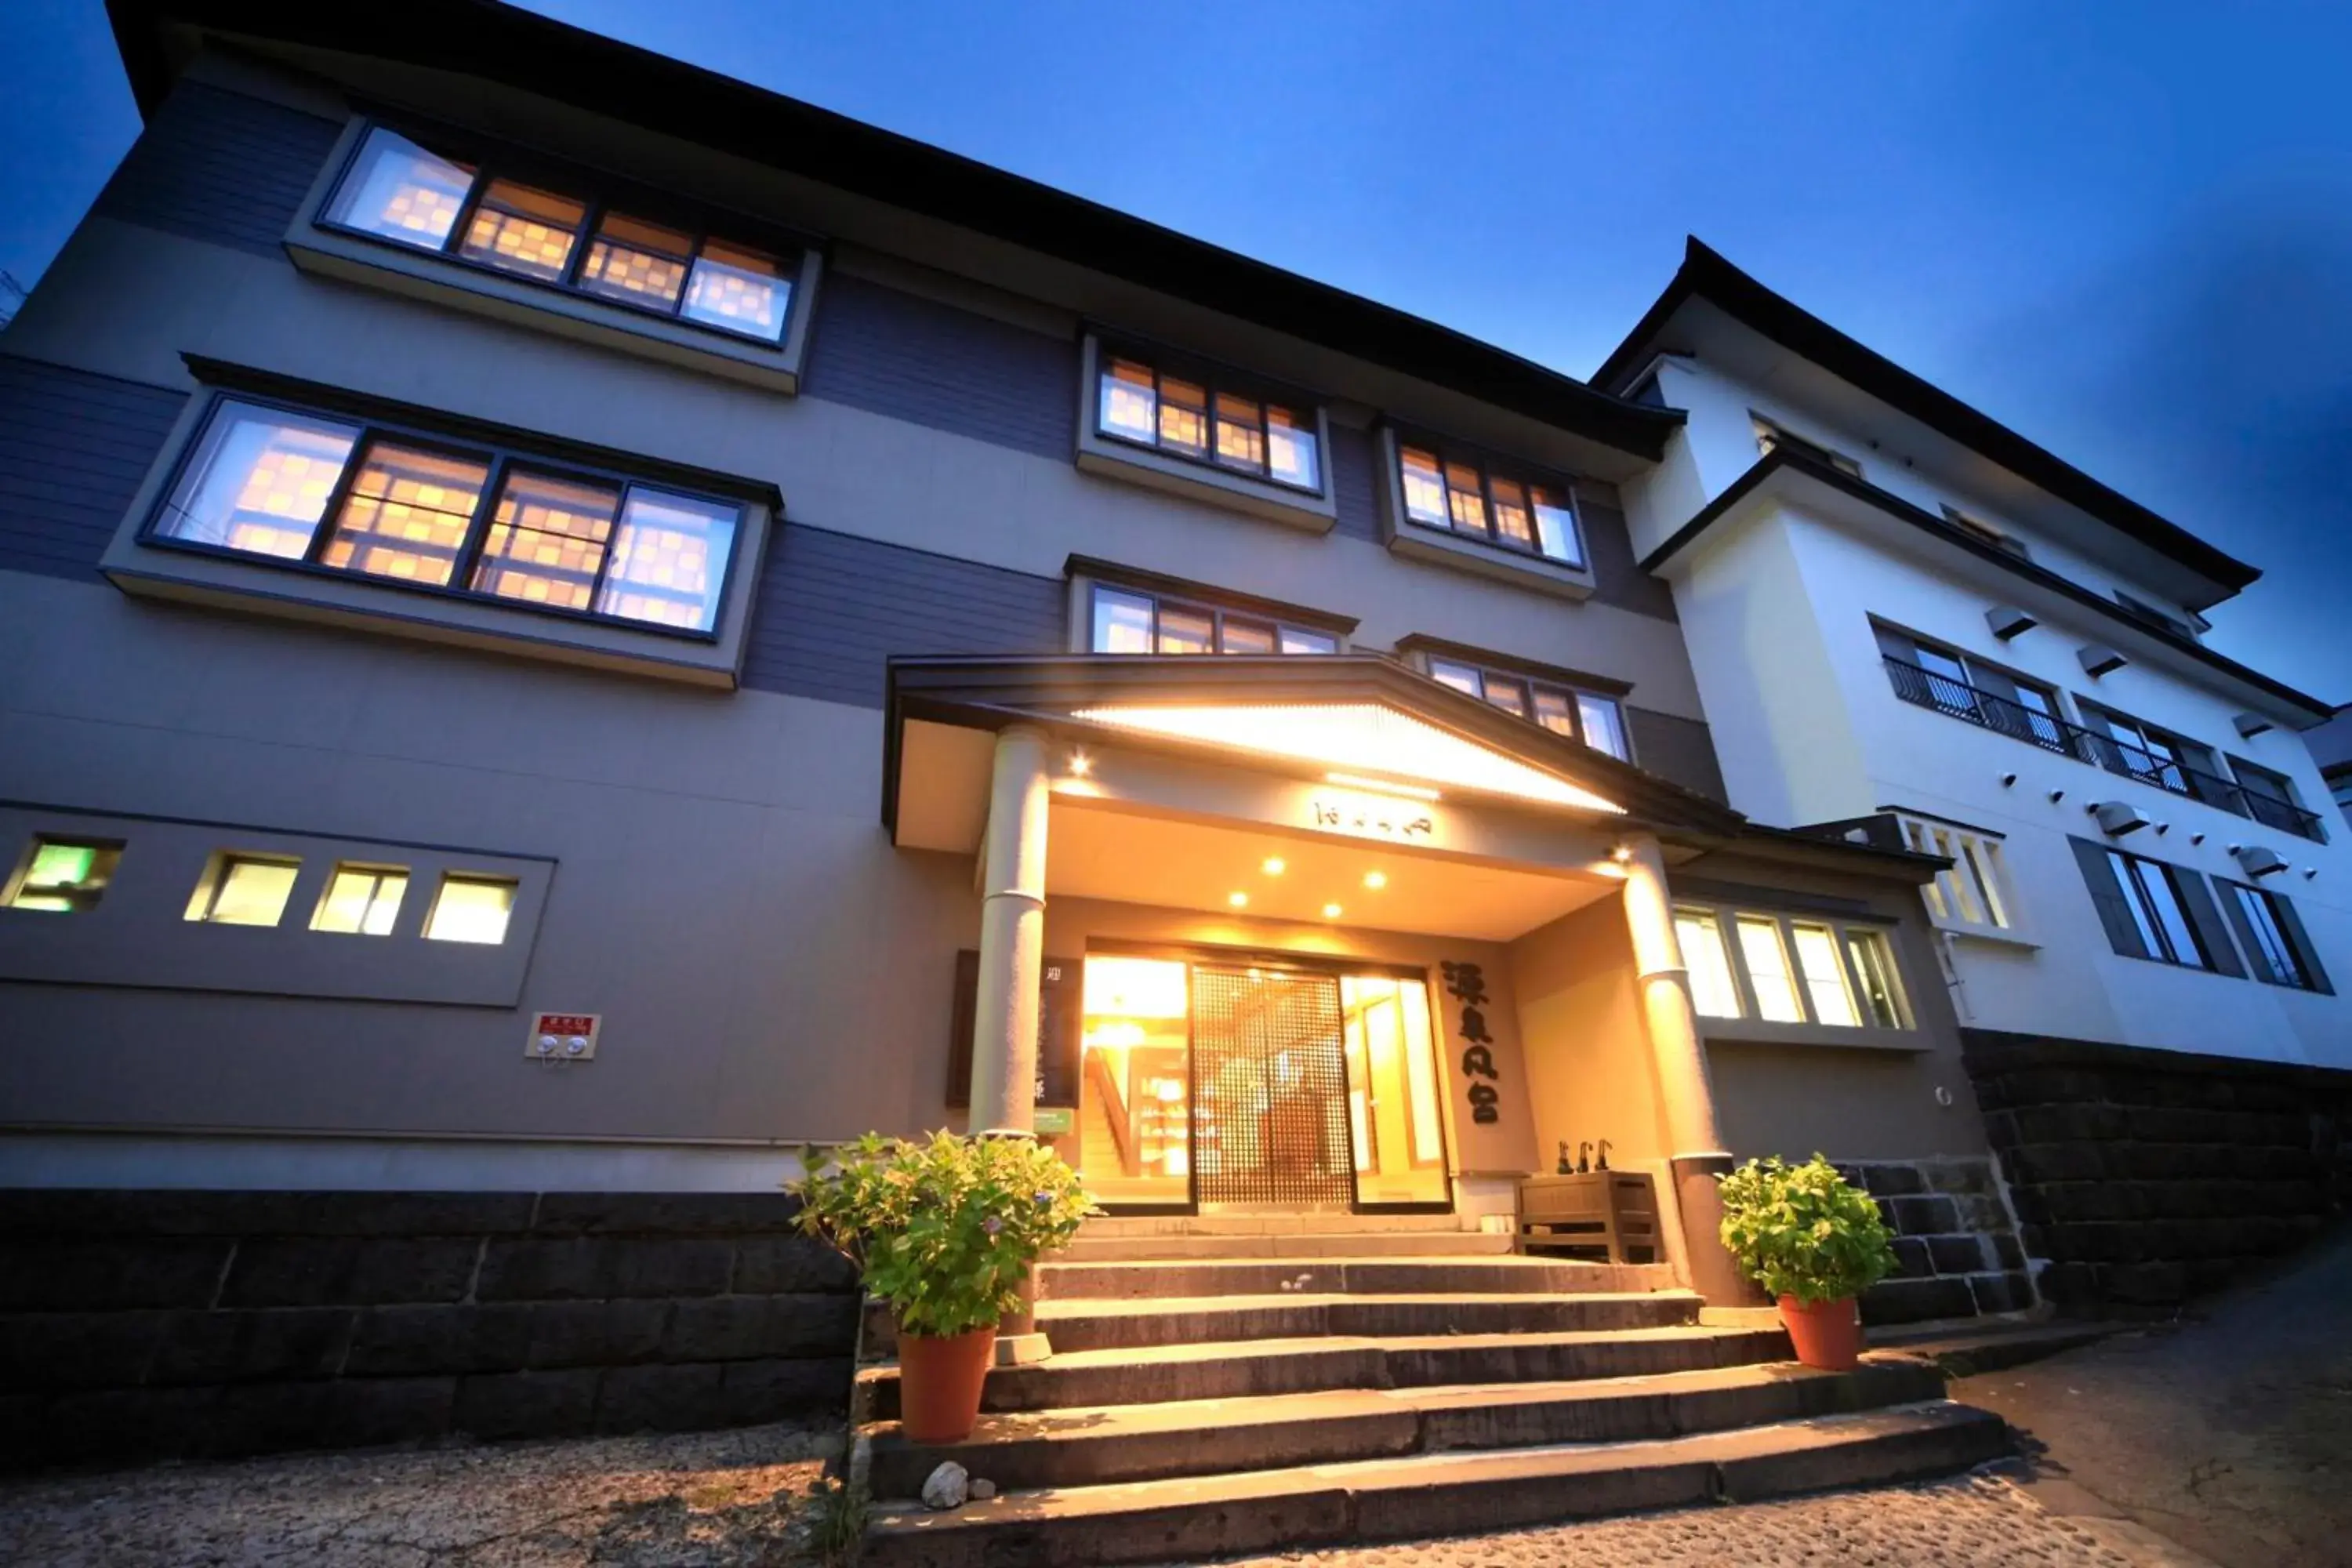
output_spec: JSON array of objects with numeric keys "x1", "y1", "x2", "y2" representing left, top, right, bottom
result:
[{"x1": 1598, "y1": 238, "x2": 2262, "y2": 597}]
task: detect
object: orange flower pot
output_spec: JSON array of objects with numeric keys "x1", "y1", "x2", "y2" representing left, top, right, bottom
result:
[
  {"x1": 1777, "y1": 1294, "x2": 1862, "y2": 1370},
  {"x1": 895, "y1": 1324, "x2": 997, "y2": 1443}
]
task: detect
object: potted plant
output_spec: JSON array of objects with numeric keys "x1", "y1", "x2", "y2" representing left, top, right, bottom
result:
[
  {"x1": 793, "y1": 1131, "x2": 1093, "y2": 1443},
  {"x1": 1715, "y1": 1154, "x2": 1897, "y2": 1370}
]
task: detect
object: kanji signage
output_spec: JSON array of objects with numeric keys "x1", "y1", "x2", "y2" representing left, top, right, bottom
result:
[{"x1": 1439, "y1": 960, "x2": 1501, "y2": 1126}]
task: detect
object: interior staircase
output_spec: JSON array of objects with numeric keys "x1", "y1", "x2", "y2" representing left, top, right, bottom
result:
[{"x1": 855, "y1": 1228, "x2": 2009, "y2": 1566}]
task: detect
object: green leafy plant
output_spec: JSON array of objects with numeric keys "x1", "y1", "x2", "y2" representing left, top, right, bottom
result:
[
  {"x1": 1716, "y1": 1154, "x2": 1898, "y2": 1306},
  {"x1": 791, "y1": 1131, "x2": 1094, "y2": 1338}
]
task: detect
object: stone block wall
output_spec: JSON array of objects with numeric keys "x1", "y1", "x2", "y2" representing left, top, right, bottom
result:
[
  {"x1": 0, "y1": 1191, "x2": 860, "y2": 1471},
  {"x1": 1961, "y1": 1029, "x2": 2352, "y2": 1315},
  {"x1": 1836, "y1": 1158, "x2": 2035, "y2": 1327}
]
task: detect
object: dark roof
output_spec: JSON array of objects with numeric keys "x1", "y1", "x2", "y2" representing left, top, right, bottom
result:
[
  {"x1": 1641, "y1": 444, "x2": 2332, "y2": 721},
  {"x1": 106, "y1": 0, "x2": 1681, "y2": 461},
  {"x1": 1594, "y1": 238, "x2": 2261, "y2": 594}
]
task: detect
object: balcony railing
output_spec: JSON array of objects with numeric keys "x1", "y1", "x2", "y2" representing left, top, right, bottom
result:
[{"x1": 1882, "y1": 657, "x2": 2328, "y2": 842}]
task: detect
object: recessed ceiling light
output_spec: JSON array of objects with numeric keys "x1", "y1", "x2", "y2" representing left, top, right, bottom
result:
[
  {"x1": 1322, "y1": 903, "x2": 1343, "y2": 919},
  {"x1": 1228, "y1": 891, "x2": 1249, "y2": 909},
  {"x1": 1261, "y1": 857, "x2": 1286, "y2": 876},
  {"x1": 1363, "y1": 871, "x2": 1388, "y2": 890}
]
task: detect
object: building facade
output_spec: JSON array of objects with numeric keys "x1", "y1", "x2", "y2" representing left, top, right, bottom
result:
[
  {"x1": 0, "y1": 1, "x2": 2034, "y2": 1324},
  {"x1": 1599, "y1": 242, "x2": 2347, "y2": 1072},
  {"x1": 2, "y1": 0, "x2": 2342, "y2": 1372}
]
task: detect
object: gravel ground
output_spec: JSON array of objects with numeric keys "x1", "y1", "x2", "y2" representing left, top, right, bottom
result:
[
  {"x1": 1187, "y1": 1472, "x2": 2206, "y2": 1567},
  {"x1": 0, "y1": 1421, "x2": 843, "y2": 1568}
]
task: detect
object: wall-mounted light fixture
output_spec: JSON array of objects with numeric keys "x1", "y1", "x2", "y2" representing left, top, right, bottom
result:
[
  {"x1": 2090, "y1": 800, "x2": 2150, "y2": 837},
  {"x1": 1985, "y1": 606, "x2": 2038, "y2": 641},
  {"x1": 2078, "y1": 644, "x2": 2129, "y2": 678},
  {"x1": 2233, "y1": 712, "x2": 2274, "y2": 739},
  {"x1": 2232, "y1": 844, "x2": 2288, "y2": 878}
]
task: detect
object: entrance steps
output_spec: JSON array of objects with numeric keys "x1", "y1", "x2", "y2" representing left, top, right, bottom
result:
[{"x1": 856, "y1": 1249, "x2": 2010, "y2": 1562}]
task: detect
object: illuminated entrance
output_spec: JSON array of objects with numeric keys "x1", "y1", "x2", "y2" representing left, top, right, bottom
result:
[{"x1": 1079, "y1": 953, "x2": 1451, "y2": 1212}]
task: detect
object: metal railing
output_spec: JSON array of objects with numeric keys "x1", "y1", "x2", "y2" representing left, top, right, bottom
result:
[{"x1": 1882, "y1": 657, "x2": 2327, "y2": 842}]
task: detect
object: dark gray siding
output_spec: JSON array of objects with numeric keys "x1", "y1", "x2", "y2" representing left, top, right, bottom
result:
[
  {"x1": 1628, "y1": 706, "x2": 1727, "y2": 804},
  {"x1": 1328, "y1": 424, "x2": 1379, "y2": 543},
  {"x1": 1578, "y1": 485, "x2": 1678, "y2": 622},
  {"x1": 800, "y1": 274, "x2": 1076, "y2": 461},
  {"x1": 742, "y1": 522, "x2": 1065, "y2": 706},
  {"x1": 0, "y1": 355, "x2": 187, "y2": 580},
  {"x1": 91, "y1": 81, "x2": 344, "y2": 257}
]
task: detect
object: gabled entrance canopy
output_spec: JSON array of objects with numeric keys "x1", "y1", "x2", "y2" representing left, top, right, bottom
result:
[{"x1": 884, "y1": 654, "x2": 1748, "y2": 847}]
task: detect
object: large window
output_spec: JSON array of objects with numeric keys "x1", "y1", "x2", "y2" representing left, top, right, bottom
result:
[
  {"x1": 1095, "y1": 354, "x2": 1320, "y2": 493},
  {"x1": 1673, "y1": 903, "x2": 1912, "y2": 1032},
  {"x1": 1875, "y1": 626, "x2": 2067, "y2": 753},
  {"x1": 2102, "y1": 848, "x2": 2212, "y2": 970},
  {"x1": 1090, "y1": 585, "x2": 1338, "y2": 656},
  {"x1": 1896, "y1": 815, "x2": 2017, "y2": 938},
  {"x1": 1395, "y1": 444, "x2": 1584, "y2": 568},
  {"x1": 2229, "y1": 756, "x2": 2321, "y2": 840},
  {"x1": 2227, "y1": 883, "x2": 2310, "y2": 989},
  {"x1": 151, "y1": 398, "x2": 743, "y2": 635},
  {"x1": 323, "y1": 127, "x2": 800, "y2": 345},
  {"x1": 1424, "y1": 657, "x2": 1628, "y2": 760}
]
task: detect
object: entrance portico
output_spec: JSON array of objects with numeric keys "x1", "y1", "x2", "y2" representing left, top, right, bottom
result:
[{"x1": 887, "y1": 653, "x2": 1758, "y2": 1298}]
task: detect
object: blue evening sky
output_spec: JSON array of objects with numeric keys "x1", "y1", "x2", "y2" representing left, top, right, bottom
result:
[{"x1": 5, "y1": 0, "x2": 2348, "y2": 701}]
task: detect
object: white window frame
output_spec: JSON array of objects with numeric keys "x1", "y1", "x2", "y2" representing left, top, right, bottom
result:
[
  {"x1": 1894, "y1": 812, "x2": 2031, "y2": 946},
  {"x1": 1671, "y1": 899, "x2": 1920, "y2": 1048}
]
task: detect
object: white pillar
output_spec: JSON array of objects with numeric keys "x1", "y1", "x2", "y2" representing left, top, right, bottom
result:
[
  {"x1": 1619, "y1": 833, "x2": 1751, "y2": 1304},
  {"x1": 967, "y1": 725, "x2": 1052, "y2": 1135}
]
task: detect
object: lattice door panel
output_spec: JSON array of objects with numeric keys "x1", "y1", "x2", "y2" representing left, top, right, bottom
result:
[{"x1": 1189, "y1": 965, "x2": 1354, "y2": 1208}]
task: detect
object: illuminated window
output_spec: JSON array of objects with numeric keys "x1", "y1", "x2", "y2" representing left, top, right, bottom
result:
[
  {"x1": 1897, "y1": 815, "x2": 2017, "y2": 937},
  {"x1": 311, "y1": 865, "x2": 408, "y2": 935},
  {"x1": 683, "y1": 239, "x2": 790, "y2": 343},
  {"x1": 594, "y1": 489, "x2": 740, "y2": 633},
  {"x1": 1088, "y1": 584, "x2": 1340, "y2": 657},
  {"x1": 471, "y1": 470, "x2": 621, "y2": 611},
  {"x1": 5, "y1": 838, "x2": 122, "y2": 914},
  {"x1": 186, "y1": 855, "x2": 300, "y2": 927},
  {"x1": 324, "y1": 129, "x2": 474, "y2": 248},
  {"x1": 319, "y1": 441, "x2": 491, "y2": 587},
  {"x1": 320, "y1": 125, "x2": 801, "y2": 344},
  {"x1": 1674, "y1": 909, "x2": 1741, "y2": 1018},
  {"x1": 1093, "y1": 353, "x2": 1321, "y2": 492},
  {"x1": 152, "y1": 402, "x2": 361, "y2": 559},
  {"x1": 1790, "y1": 923, "x2": 1860, "y2": 1026},
  {"x1": 1394, "y1": 444, "x2": 1584, "y2": 568},
  {"x1": 459, "y1": 180, "x2": 586, "y2": 282},
  {"x1": 1680, "y1": 902, "x2": 1916, "y2": 1033},
  {"x1": 1735, "y1": 917, "x2": 1806, "y2": 1022},
  {"x1": 579, "y1": 212, "x2": 693, "y2": 310},
  {"x1": 148, "y1": 397, "x2": 746, "y2": 637},
  {"x1": 1421, "y1": 656, "x2": 1628, "y2": 760},
  {"x1": 424, "y1": 874, "x2": 517, "y2": 945}
]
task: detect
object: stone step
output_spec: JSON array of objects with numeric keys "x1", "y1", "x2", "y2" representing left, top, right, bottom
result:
[
  {"x1": 1038, "y1": 1254, "x2": 1671, "y2": 1301},
  {"x1": 859, "y1": 1323, "x2": 1791, "y2": 1419},
  {"x1": 1079, "y1": 1212, "x2": 1469, "y2": 1238},
  {"x1": 1035, "y1": 1289, "x2": 1703, "y2": 1353},
  {"x1": 1058, "y1": 1230, "x2": 1516, "y2": 1261},
  {"x1": 863, "y1": 1399, "x2": 2011, "y2": 1566},
  {"x1": 866, "y1": 1354, "x2": 1948, "y2": 1498}
]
